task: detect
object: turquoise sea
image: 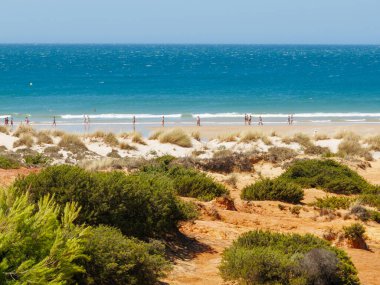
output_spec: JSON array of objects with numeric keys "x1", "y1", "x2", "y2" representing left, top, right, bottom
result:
[{"x1": 1, "y1": 44, "x2": 380, "y2": 131}]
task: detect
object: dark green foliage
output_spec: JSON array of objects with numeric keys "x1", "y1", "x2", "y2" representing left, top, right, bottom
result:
[
  {"x1": 79, "y1": 226, "x2": 170, "y2": 285},
  {"x1": 264, "y1": 146, "x2": 297, "y2": 163},
  {"x1": 14, "y1": 165, "x2": 193, "y2": 238},
  {"x1": 359, "y1": 193, "x2": 380, "y2": 210},
  {"x1": 0, "y1": 155, "x2": 20, "y2": 169},
  {"x1": 142, "y1": 157, "x2": 228, "y2": 201},
  {"x1": 241, "y1": 178, "x2": 304, "y2": 204},
  {"x1": 313, "y1": 196, "x2": 353, "y2": 210},
  {"x1": 220, "y1": 230, "x2": 359, "y2": 285},
  {"x1": 369, "y1": 210, "x2": 380, "y2": 223},
  {"x1": 280, "y1": 159, "x2": 373, "y2": 194},
  {"x1": 304, "y1": 145, "x2": 331, "y2": 156},
  {"x1": 24, "y1": 153, "x2": 50, "y2": 166},
  {"x1": 343, "y1": 223, "x2": 366, "y2": 241}
]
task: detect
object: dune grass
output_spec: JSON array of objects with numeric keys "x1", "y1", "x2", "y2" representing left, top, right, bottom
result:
[
  {"x1": 13, "y1": 134, "x2": 34, "y2": 148},
  {"x1": 149, "y1": 130, "x2": 164, "y2": 140},
  {"x1": 13, "y1": 125, "x2": 36, "y2": 138},
  {"x1": 239, "y1": 131, "x2": 264, "y2": 143},
  {"x1": 365, "y1": 135, "x2": 380, "y2": 151},
  {"x1": 191, "y1": 131, "x2": 201, "y2": 142},
  {"x1": 104, "y1": 133, "x2": 119, "y2": 146},
  {"x1": 131, "y1": 132, "x2": 146, "y2": 145},
  {"x1": 218, "y1": 132, "x2": 240, "y2": 142},
  {"x1": 36, "y1": 131, "x2": 53, "y2": 145},
  {"x1": 334, "y1": 131, "x2": 360, "y2": 140},
  {"x1": 338, "y1": 136, "x2": 372, "y2": 160},
  {"x1": 314, "y1": 133, "x2": 330, "y2": 140},
  {"x1": 158, "y1": 129, "x2": 192, "y2": 148},
  {"x1": 51, "y1": 129, "x2": 66, "y2": 137},
  {"x1": 119, "y1": 142, "x2": 137, "y2": 151},
  {"x1": 0, "y1": 126, "x2": 9, "y2": 134},
  {"x1": 58, "y1": 134, "x2": 87, "y2": 153}
]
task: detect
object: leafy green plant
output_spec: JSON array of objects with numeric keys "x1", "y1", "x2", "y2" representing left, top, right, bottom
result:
[
  {"x1": 24, "y1": 153, "x2": 50, "y2": 166},
  {"x1": 343, "y1": 223, "x2": 367, "y2": 249},
  {"x1": 219, "y1": 230, "x2": 359, "y2": 285},
  {"x1": 241, "y1": 178, "x2": 304, "y2": 204},
  {"x1": 313, "y1": 196, "x2": 353, "y2": 210},
  {"x1": 0, "y1": 156, "x2": 20, "y2": 169}
]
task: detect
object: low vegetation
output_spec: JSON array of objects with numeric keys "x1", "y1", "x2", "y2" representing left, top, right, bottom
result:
[
  {"x1": 0, "y1": 156, "x2": 20, "y2": 169},
  {"x1": 119, "y1": 142, "x2": 137, "y2": 151},
  {"x1": 220, "y1": 230, "x2": 359, "y2": 285},
  {"x1": 58, "y1": 134, "x2": 88, "y2": 153},
  {"x1": 240, "y1": 131, "x2": 266, "y2": 143},
  {"x1": 14, "y1": 165, "x2": 195, "y2": 238},
  {"x1": 264, "y1": 146, "x2": 297, "y2": 163},
  {"x1": 36, "y1": 130, "x2": 53, "y2": 145},
  {"x1": 104, "y1": 132, "x2": 119, "y2": 146},
  {"x1": 343, "y1": 223, "x2": 368, "y2": 249},
  {"x1": 313, "y1": 196, "x2": 353, "y2": 210},
  {"x1": 13, "y1": 134, "x2": 34, "y2": 148},
  {"x1": 13, "y1": 125, "x2": 36, "y2": 137},
  {"x1": 242, "y1": 178, "x2": 304, "y2": 204},
  {"x1": 218, "y1": 132, "x2": 239, "y2": 142},
  {"x1": 282, "y1": 133, "x2": 313, "y2": 147},
  {"x1": 158, "y1": 128, "x2": 192, "y2": 147},
  {"x1": 338, "y1": 136, "x2": 372, "y2": 160},
  {"x1": 0, "y1": 126, "x2": 9, "y2": 134},
  {"x1": 131, "y1": 132, "x2": 146, "y2": 145},
  {"x1": 365, "y1": 135, "x2": 380, "y2": 151}
]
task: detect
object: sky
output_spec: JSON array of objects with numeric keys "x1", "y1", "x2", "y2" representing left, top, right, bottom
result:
[{"x1": 0, "y1": 0, "x2": 379, "y2": 44}]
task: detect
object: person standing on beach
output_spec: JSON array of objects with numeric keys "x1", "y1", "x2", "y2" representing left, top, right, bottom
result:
[
  {"x1": 87, "y1": 115, "x2": 90, "y2": 125},
  {"x1": 53, "y1": 116, "x2": 56, "y2": 127},
  {"x1": 25, "y1": 116, "x2": 29, "y2": 125},
  {"x1": 287, "y1": 115, "x2": 291, "y2": 125},
  {"x1": 161, "y1": 115, "x2": 165, "y2": 127},
  {"x1": 291, "y1": 114, "x2": 294, "y2": 125},
  {"x1": 196, "y1": 116, "x2": 201, "y2": 127},
  {"x1": 258, "y1": 116, "x2": 263, "y2": 126},
  {"x1": 10, "y1": 117, "x2": 13, "y2": 128},
  {"x1": 248, "y1": 115, "x2": 252, "y2": 126},
  {"x1": 244, "y1": 114, "x2": 247, "y2": 125}
]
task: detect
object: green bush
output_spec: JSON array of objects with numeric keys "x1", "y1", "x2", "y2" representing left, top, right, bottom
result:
[
  {"x1": 24, "y1": 153, "x2": 50, "y2": 166},
  {"x1": 358, "y1": 193, "x2": 380, "y2": 210},
  {"x1": 0, "y1": 188, "x2": 89, "y2": 284},
  {"x1": 241, "y1": 178, "x2": 304, "y2": 204},
  {"x1": 313, "y1": 196, "x2": 353, "y2": 210},
  {"x1": 142, "y1": 157, "x2": 228, "y2": 201},
  {"x1": 280, "y1": 159, "x2": 373, "y2": 194},
  {"x1": 14, "y1": 165, "x2": 194, "y2": 238},
  {"x1": 220, "y1": 230, "x2": 359, "y2": 285},
  {"x1": 78, "y1": 226, "x2": 170, "y2": 285},
  {"x1": 0, "y1": 156, "x2": 20, "y2": 169},
  {"x1": 343, "y1": 223, "x2": 368, "y2": 249}
]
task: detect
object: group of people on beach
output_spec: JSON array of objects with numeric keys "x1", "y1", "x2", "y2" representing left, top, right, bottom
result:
[
  {"x1": 287, "y1": 114, "x2": 294, "y2": 125},
  {"x1": 244, "y1": 114, "x2": 264, "y2": 126},
  {"x1": 3, "y1": 117, "x2": 13, "y2": 127}
]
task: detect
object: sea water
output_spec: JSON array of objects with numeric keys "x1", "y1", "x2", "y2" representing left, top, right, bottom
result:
[{"x1": 1, "y1": 44, "x2": 380, "y2": 132}]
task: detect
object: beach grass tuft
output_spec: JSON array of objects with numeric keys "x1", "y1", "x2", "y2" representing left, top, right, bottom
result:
[
  {"x1": 119, "y1": 142, "x2": 137, "y2": 151},
  {"x1": 36, "y1": 131, "x2": 53, "y2": 145},
  {"x1": 314, "y1": 133, "x2": 330, "y2": 140},
  {"x1": 218, "y1": 133, "x2": 239, "y2": 142},
  {"x1": 13, "y1": 134, "x2": 34, "y2": 148},
  {"x1": 158, "y1": 128, "x2": 192, "y2": 147},
  {"x1": 240, "y1": 131, "x2": 263, "y2": 143},
  {"x1": 338, "y1": 136, "x2": 372, "y2": 160},
  {"x1": 13, "y1": 125, "x2": 36, "y2": 138},
  {"x1": 365, "y1": 135, "x2": 380, "y2": 151},
  {"x1": 0, "y1": 126, "x2": 9, "y2": 134},
  {"x1": 58, "y1": 134, "x2": 87, "y2": 152},
  {"x1": 131, "y1": 132, "x2": 146, "y2": 145},
  {"x1": 334, "y1": 131, "x2": 360, "y2": 140},
  {"x1": 149, "y1": 130, "x2": 164, "y2": 140},
  {"x1": 51, "y1": 129, "x2": 66, "y2": 137},
  {"x1": 103, "y1": 133, "x2": 119, "y2": 146},
  {"x1": 191, "y1": 131, "x2": 201, "y2": 142}
]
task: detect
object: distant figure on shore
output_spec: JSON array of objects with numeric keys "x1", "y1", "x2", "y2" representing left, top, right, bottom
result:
[
  {"x1": 86, "y1": 115, "x2": 90, "y2": 125},
  {"x1": 196, "y1": 116, "x2": 201, "y2": 127},
  {"x1": 53, "y1": 116, "x2": 56, "y2": 127},
  {"x1": 161, "y1": 115, "x2": 165, "y2": 127},
  {"x1": 287, "y1": 115, "x2": 291, "y2": 125},
  {"x1": 10, "y1": 117, "x2": 13, "y2": 128},
  {"x1": 83, "y1": 115, "x2": 87, "y2": 125},
  {"x1": 132, "y1": 115, "x2": 136, "y2": 125},
  {"x1": 244, "y1": 114, "x2": 247, "y2": 125},
  {"x1": 258, "y1": 116, "x2": 263, "y2": 126},
  {"x1": 290, "y1": 114, "x2": 294, "y2": 125},
  {"x1": 25, "y1": 116, "x2": 29, "y2": 125},
  {"x1": 248, "y1": 115, "x2": 252, "y2": 126},
  {"x1": 4, "y1": 117, "x2": 8, "y2": 126}
]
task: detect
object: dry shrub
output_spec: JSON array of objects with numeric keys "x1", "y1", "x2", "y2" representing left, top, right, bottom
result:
[
  {"x1": 149, "y1": 130, "x2": 164, "y2": 140},
  {"x1": 36, "y1": 131, "x2": 53, "y2": 145},
  {"x1": 43, "y1": 146, "x2": 63, "y2": 159},
  {"x1": 90, "y1": 130, "x2": 106, "y2": 138},
  {"x1": 338, "y1": 136, "x2": 372, "y2": 160},
  {"x1": 107, "y1": 149, "x2": 121, "y2": 158},
  {"x1": 270, "y1": 130, "x2": 277, "y2": 137},
  {"x1": 264, "y1": 147, "x2": 297, "y2": 163},
  {"x1": 58, "y1": 134, "x2": 87, "y2": 153},
  {"x1": 78, "y1": 157, "x2": 116, "y2": 171},
  {"x1": 334, "y1": 131, "x2": 360, "y2": 140},
  {"x1": 218, "y1": 133, "x2": 239, "y2": 142},
  {"x1": 191, "y1": 131, "x2": 201, "y2": 141},
  {"x1": 314, "y1": 133, "x2": 330, "y2": 141},
  {"x1": 261, "y1": 136, "x2": 272, "y2": 145},
  {"x1": 119, "y1": 142, "x2": 137, "y2": 151},
  {"x1": 119, "y1": 132, "x2": 132, "y2": 139},
  {"x1": 240, "y1": 131, "x2": 264, "y2": 143},
  {"x1": 0, "y1": 126, "x2": 9, "y2": 134},
  {"x1": 104, "y1": 133, "x2": 119, "y2": 146},
  {"x1": 198, "y1": 150, "x2": 255, "y2": 173},
  {"x1": 365, "y1": 135, "x2": 380, "y2": 151},
  {"x1": 158, "y1": 129, "x2": 192, "y2": 148},
  {"x1": 13, "y1": 134, "x2": 34, "y2": 148},
  {"x1": 131, "y1": 132, "x2": 146, "y2": 145},
  {"x1": 13, "y1": 125, "x2": 36, "y2": 137},
  {"x1": 224, "y1": 174, "x2": 238, "y2": 188},
  {"x1": 51, "y1": 129, "x2": 65, "y2": 137},
  {"x1": 323, "y1": 227, "x2": 339, "y2": 241},
  {"x1": 291, "y1": 133, "x2": 312, "y2": 147},
  {"x1": 304, "y1": 145, "x2": 331, "y2": 156}
]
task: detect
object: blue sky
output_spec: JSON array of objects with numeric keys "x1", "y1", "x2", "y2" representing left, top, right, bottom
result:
[{"x1": 0, "y1": 0, "x2": 379, "y2": 44}]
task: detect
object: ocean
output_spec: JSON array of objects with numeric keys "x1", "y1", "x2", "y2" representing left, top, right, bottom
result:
[{"x1": 1, "y1": 44, "x2": 380, "y2": 132}]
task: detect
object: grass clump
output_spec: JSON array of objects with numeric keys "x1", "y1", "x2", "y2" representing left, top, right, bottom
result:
[
  {"x1": 36, "y1": 130, "x2": 53, "y2": 145},
  {"x1": 13, "y1": 134, "x2": 34, "y2": 148},
  {"x1": 149, "y1": 130, "x2": 164, "y2": 140},
  {"x1": 14, "y1": 165, "x2": 194, "y2": 238},
  {"x1": 0, "y1": 126, "x2": 9, "y2": 134},
  {"x1": 365, "y1": 135, "x2": 380, "y2": 151},
  {"x1": 280, "y1": 159, "x2": 373, "y2": 194},
  {"x1": 314, "y1": 133, "x2": 330, "y2": 140},
  {"x1": 119, "y1": 142, "x2": 137, "y2": 151},
  {"x1": 218, "y1": 132, "x2": 239, "y2": 142},
  {"x1": 334, "y1": 131, "x2": 360, "y2": 140},
  {"x1": 13, "y1": 125, "x2": 36, "y2": 137},
  {"x1": 313, "y1": 196, "x2": 353, "y2": 210},
  {"x1": 191, "y1": 131, "x2": 201, "y2": 141},
  {"x1": 337, "y1": 136, "x2": 371, "y2": 159},
  {"x1": 104, "y1": 132, "x2": 119, "y2": 146},
  {"x1": 0, "y1": 156, "x2": 20, "y2": 169},
  {"x1": 131, "y1": 132, "x2": 146, "y2": 145},
  {"x1": 220, "y1": 230, "x2": 359, "y2": 285},
  {"x1": 158, "y1": 128, "x2": 192, "y2": 147},
  {"x1": 241, "y1": 178, "x2": 304, "y2": 204},
  {"x1": 240, "y1": 131, "x2": 265, "y2": 143},
  {"x1": 343, "y1": 223, "x2": 368, "y2": 249},
  {"x1": 304, "y1": 145, "x2": 331, "y2": 156},
  {"x1": 58, "y1": 134, "x2": 87, "y2": 153},
  {"x1": 24, "y1": 153, "x2": 50, "y2": 166},
  {"x1": 264, "y1": 146, "x2": 297, "y2": 163}
]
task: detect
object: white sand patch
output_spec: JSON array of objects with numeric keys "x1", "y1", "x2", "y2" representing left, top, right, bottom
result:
[
  {"x1": 0, "y1": 133, "x2": 17, "y2": 150},
  {"x1": 315, "y1": 139, "x2": 341, "y2": 153}
]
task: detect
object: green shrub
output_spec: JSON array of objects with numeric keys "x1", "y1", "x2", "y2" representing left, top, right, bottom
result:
[
  {"x1": 103, "y1": 132, "x2": 119, "y2": 146},
  {"x1": 24, "y1": 153, "x2": 50, "y2": 166},
  {"x1": 241, "y1": 178, "x2": 304, "y2": 204},
  {"x1": 343, "y1": 223, "x2": 367, "y2": 249},
  {"x1": 79, "y1": 226, "x2": 170, "y2": 285},
  {"x1": 142, "y1": 158, "x2": 228, "y2": 201},
  {"x1": 220, "y1": 230, "x2": 359, "y2": 285},
  {"x1": 14, "y1": 165, "x2": 193, "y2": 238},
  {"x1": 358, "y1": 193, "x2": 380, "y2": 210},
  {"x1": 369, "y1": 210, "x2": 380, "y2": 223},
  {"x1": 313, "y1": 196, "x2": 353, "y2": 210},
  {"x1": 0, "y1": 156, "x2": 20, "y2": 169},
  {"x1": 280, "y1": 159, "x2": 373, "y2": 194},
  {"x1": 0, "y1": 188, "x2": 89, "y2": 284}
]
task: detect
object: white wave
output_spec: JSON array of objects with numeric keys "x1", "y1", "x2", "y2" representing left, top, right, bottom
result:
[
  {"x1": 310, "y1": 120, "x2": 332, "y2": 123},
  {"x1": 61, "y1": 113, "x2": 182, "y2": 119},
  {"x1": 345, "y1": 119, "x2": 366, "y2": 122}
]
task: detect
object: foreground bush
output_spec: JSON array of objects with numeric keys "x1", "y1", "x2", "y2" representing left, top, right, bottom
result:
[
  {"x1": 79, "y1": 226, "x2": 170, "y2": 285},
  {"x1": 220, "y1": 230, "x2": 359, "y2": 285},
  {"x1": 0, "y1": 189, "x2": 89, "y2": 284},
  {"x1": 14, "y1": 165, "x2": 193, "y2": 238},
  {"x1": 241, "y1": 178, "x2": 304, "y2": 204},
  {"x1": 158, "y1": 128, "x2": 192, "y2": 147},
  {"x1": 280, "y1": 159, "x2": 373, "y2": 194}
]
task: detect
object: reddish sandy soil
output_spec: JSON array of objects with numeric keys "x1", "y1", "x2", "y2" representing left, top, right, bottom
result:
[
  {"x1": 0, "y1": 167, "x2": 39, "y2": 187},
  {"x1": 164, "y1": 162, "x2": 380, "y2": 285}
]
